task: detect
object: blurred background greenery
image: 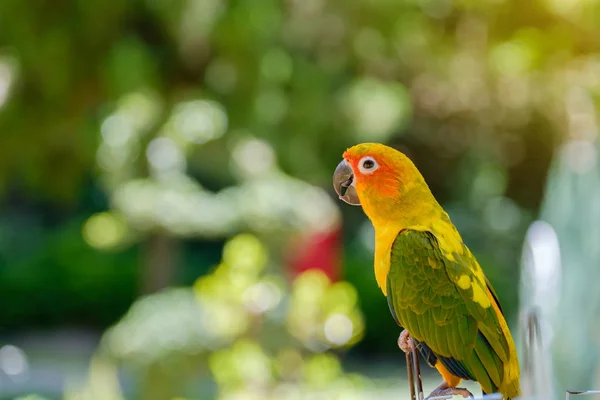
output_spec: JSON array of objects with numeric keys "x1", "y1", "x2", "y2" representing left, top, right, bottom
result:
[{"x1": 0, "y1": 0, "x2": 599, "y2": 398}]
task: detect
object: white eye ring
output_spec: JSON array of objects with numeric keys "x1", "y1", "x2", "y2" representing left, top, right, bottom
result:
[{"x1": 358, "y1": 156, "x2": 378, "y2": 174}]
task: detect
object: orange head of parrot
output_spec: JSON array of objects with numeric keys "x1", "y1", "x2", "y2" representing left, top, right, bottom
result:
[{"x1": 333, "y1": 143, "x2": 434, "y2": 226}]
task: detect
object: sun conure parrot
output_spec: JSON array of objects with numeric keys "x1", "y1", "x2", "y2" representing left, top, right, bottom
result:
[{"x1": 333, "y1": 143, "x2": 520, "y2": 399}]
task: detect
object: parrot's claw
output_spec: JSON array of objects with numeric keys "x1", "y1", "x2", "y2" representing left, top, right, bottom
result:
[
  {"x1": 425, "y1": 382, "x2": 473, "y2": 400},
  {"x1": 397, "y1": 329, "x2": 414, "y2": 353}
]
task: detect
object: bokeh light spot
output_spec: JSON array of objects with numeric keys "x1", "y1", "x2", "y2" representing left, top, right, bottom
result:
[
  {"x1": 82, "y1": 212, "x2": 128, "y2": 250},
  {"x1": 101, "y1": 114, "x2": 134, "y2": 147},
  {"x1": 117, "y1": 90, "x2": 162, "y2": 132},
  {"x1": 260, "y1": 49, "x2": 293, "y2": 83},
  {"x1": 0, "y1": 56, "x2": 17, "y2": 109},
  {"x1": 340, "y1": 77, "x2": 411, "y2": 141},
  {"x1": 172, "y1": 100, "x2": 228, "y2": 144},
  {"x1": 232, "y1": 138, "x2": 276, "y2": 178},
  {"x1": 243, "y1": 281, "x2": 282, "y2": 314},
  {"x1": 324, "y1": 314, "x2": 353, "y2": 345},
  {"x1": 146, "y1": 137, "x2": 186, "y2": 172},
  {"x1": 0, "y1": 345, "x2": 28, "y2": 376},
  {"x1": 223, "y1": 234, "x2": 268, "y2": 274},
  {"x1": 490, "y1": 40, "x2": 534, "y2": 76}
]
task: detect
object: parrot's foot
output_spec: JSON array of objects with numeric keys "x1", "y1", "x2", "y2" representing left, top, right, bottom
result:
[
  {"x1": 425, "y1": 382, "x2": 473, "y2": 400},
  {"x1": 397, "y1": 329, "x2": 413, "y2": 353}
]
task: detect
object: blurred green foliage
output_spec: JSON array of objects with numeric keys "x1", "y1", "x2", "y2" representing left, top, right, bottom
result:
[
  {"x1": 2, "y1": 0, "x2": 599, "y2": 368},
  {"x1": 66, "y1": 234, "x2": 367, "y2": 400}
]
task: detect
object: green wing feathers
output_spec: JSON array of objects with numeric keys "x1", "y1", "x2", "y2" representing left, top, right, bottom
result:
[{"x1": 386, "y1": 229, "x2": 519, "y2": 397}]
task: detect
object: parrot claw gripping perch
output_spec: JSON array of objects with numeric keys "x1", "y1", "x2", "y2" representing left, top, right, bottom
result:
[
  {"x1": 398, "y1": 330, "x2": 425, "y2": 400},
  {"x1": 398, "y1": 329, "x2": 413, "y2": 353},
  {"x1": 424, "y1": 382, "x2": 474, "y2": 400},
  {"x1": 399, "y1": 329, "x2": 473, "y2": 400}
]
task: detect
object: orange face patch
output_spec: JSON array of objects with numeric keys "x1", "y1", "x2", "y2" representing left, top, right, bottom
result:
[{"x1": 342, "y1": 146, "x2": 402, "y2": 199}]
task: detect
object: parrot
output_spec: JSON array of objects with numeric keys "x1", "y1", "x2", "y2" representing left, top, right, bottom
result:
[{"x1": 333, "y1": 143, "x2": 520, "y2": 399}]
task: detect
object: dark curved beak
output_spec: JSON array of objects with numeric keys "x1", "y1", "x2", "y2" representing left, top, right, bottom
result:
[{"x1": 333, "y1": 159, "x2": 361, "y2": 206}]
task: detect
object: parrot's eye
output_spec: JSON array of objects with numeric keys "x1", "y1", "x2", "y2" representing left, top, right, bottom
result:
[{"x1": 358, "y1": 156, "x2": 378, "y2": 174}]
